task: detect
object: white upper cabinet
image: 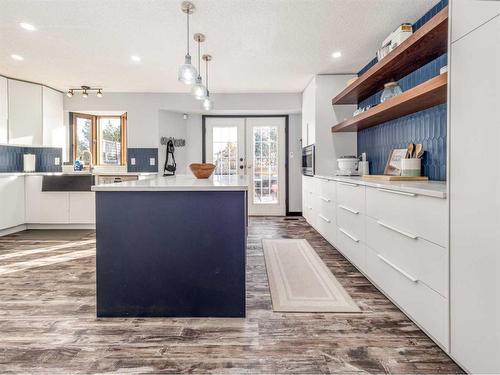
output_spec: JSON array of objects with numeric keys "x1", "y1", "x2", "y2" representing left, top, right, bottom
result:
[
  {"x1": 449, "y1": 15, "x2": 500, "y2": 374},
  {"x1": 301, "y1": 78, "x2": 316, "y2": 147},
  {"x1": 0, "y1": 76, "x2": 8, "y2": 144},
  {"x1": 42, "y1": 86, "x2": 65, "y2": 148},
  {"x1": 8, "y1": 79, "x2": 43, "y2": 145},
  {"x1": 451, "y1": 0, "x2": 500, "y2": 42}
]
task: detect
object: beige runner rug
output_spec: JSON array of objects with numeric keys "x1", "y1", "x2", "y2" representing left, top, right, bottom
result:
[{"x1": 262, "y1": 239, "x2": 360, "y2": 313}]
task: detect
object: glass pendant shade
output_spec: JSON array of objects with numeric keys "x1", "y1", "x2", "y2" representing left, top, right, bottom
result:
[
  {"x1": 202, "y1": 97, "x2": 213, "y2": 111},
  {"x1": 191, "y1": 77, "x2": 207, "y2": 100},
  {"x1": 178, "y1": 55, "x2": 197, "y2": 84}
]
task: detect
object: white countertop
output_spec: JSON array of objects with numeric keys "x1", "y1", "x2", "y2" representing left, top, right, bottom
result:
[
  {"x1": 314, "y1": 175, "x2": 447, "y2": 199},
  {"x1": 92, "y1": 174, "x2": 249, "y2": 192}
]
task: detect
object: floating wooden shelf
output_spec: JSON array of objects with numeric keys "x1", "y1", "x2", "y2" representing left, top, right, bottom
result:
[
  {"x1": 332, "y1": 6, "x2": 448, "y2": 105},
  {"x1": 331, "y1": 73, "x2": 447, "y2": 133}
]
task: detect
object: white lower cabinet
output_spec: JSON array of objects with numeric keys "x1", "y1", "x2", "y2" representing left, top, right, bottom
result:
[
  {"x1": 303, "y1": 176, "x2": 449, "y2": 350},
  {"x1": 25, "y1": 176, "x2": 95, "y2": 224},
  {"x1": 69, "y1": 192, "x2": 95, "y2": 224},
  {"x1": 0, "y1": 175, "x2": 25, "y2": 230},
  {"x1": 25, "y1": 176, "x2": 70, "y2": 224},
  {"x1": 365, "y1": 245, "x2": 449, "y2": 348}
]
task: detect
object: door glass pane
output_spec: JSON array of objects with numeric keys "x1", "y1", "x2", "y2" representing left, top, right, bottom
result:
[
  {"x1": 213, "y1": 126, "x2": 238, "y2": 176},
  {"x1": 75, "y1": 117, "x2": 92, "y2": 163},
  {"x1": 253, "y1": 126, "x2": 278, "y2": 204},
  {"x1": 99, "y1": 117, "x2": 121, "y2": 165}
]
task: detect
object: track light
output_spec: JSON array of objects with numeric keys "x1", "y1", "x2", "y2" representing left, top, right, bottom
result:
[
  {"x1": 96, "y1": 89, "x2": 103, "y2": 98},
  {"x1": 66, "y1": 89, "x2": 74, "y2": 98},
  {"x1": 66, "y1": 86, "x2": 103, "y2": 98},
  {"x1": 82, "y1": 90, "x2": 88, "y2": 98}
]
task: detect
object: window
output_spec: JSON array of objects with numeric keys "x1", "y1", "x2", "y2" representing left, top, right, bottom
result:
[
  {"x1": 212, "y1": 126, "x2": 238, "y2": 176},
  {"x1": 72, "y1": 113, "x2": 127, "y2": 165}
]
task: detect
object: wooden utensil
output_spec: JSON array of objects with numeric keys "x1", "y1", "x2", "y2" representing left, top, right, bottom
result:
[
  {"x1": 415, "y1": 143, "x2": 424, "y2": 159},
  {"x1": 406, "y1": 143, "x2": 414, "y2": 159}
]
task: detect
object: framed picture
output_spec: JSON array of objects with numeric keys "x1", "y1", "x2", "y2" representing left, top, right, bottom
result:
[{"x1": 384, "y1": 148, "x2": 407, "y2": 176}]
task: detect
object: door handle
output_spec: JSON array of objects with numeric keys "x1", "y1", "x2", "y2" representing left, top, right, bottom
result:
[{"x1": 377, "y1": 254, "x2": 418, "y2": 283}]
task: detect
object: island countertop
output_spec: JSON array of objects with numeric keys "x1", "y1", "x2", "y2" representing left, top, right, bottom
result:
[{"x1": 91, "y1": 174, "x2": 249, "y2": 192}]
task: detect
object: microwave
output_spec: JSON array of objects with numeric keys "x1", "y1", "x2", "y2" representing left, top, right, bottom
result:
[{"x1": 302, "y1": 145, "x2": 315, "y2": 176}]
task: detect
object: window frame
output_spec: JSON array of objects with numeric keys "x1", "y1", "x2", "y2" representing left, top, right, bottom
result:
[{"x1": 71, "y1": 112, "x2": 127, "y2": 166}]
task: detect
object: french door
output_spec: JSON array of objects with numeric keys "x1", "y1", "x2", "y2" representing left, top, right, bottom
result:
[{"x1": 205, "y1": 117, "x2": 286, "y2": 216}]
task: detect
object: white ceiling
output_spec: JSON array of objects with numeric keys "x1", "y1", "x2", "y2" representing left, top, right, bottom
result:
[{"x1": 0, "y1": 0, "x2": 438, "y2": 93}]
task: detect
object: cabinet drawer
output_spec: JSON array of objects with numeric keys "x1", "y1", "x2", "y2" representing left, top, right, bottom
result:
[
  {"x1": 337, "y1": 226, "x2": 366, "y2": 271},
  {"x1": 317, "y1": 178, "x2": 336, "y2": 203},
  {"x1": 316, "y1": 213, "x2": 336, "y2": 246},
  {"x1": 337, "y1": 203, "x2": 365, "y2": 243},
  {"x1": 365, "y1": 245, "x2": 448, "y2": 348},
  {"x1": 366, "y1": 216, "x2": 447, "y2": 297},
  {"x1": 337, "y1": 181, "x2": 365, "y2": 214},
  {"x1": 366, "y1": 186, "x2": 447, "y2": 246}
]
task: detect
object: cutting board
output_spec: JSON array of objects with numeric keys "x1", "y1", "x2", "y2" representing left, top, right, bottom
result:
[{"x1": 362, "y1": 175, "x2": 429, "y2": 181}]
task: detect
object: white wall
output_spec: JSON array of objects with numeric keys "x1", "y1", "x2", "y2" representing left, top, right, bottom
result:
[
  {"x1": 314, "y1": 75, "x2": 357, "y2": 176},
  {"x1": 63, "y1": 92, "x2": 301, "y2": 149}
]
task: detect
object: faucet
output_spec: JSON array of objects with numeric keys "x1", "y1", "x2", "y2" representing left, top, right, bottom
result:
[{"x1": 82, "y1": 150, "x2": 94, "y2": 172}]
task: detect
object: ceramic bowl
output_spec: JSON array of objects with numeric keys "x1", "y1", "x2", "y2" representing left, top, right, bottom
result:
[{"x1": 189, "y1": 163, "x2": 216, "y2": 179}]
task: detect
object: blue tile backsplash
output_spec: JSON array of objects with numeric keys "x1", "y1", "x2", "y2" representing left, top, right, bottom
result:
[
  {"x1": 355, "y1": 0, "x2": 448, "y2": 181},
  {"x1": 0, "y1": 145, "x2": 62, "y2": 173},
  {"x1": 127, "y1": 148, "x2": 158, "y2": 173}
]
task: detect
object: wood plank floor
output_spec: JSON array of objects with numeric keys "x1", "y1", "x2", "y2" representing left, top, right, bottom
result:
[{"x1": 0, "y1": 219, "x2": 463, "y2": 374}]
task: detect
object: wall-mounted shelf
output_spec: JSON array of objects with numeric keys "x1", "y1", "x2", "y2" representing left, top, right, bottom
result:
[
  {"x1": 331, "y1": 73, "x2": 447, "y2": 133},
  {"x1": 332, "y1": 6, "x2": 448, "y2": 105}
]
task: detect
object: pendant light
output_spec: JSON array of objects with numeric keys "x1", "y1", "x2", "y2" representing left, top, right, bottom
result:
[
  {"x1": 191, "y1": 33, "x2": 207, "y2": 100},
  {"x1": 178, "y1": 1, "x2": 197, "y2": 84},
  {"x1": 201, "y1": 54, "x2": 213, "y2": 111}
]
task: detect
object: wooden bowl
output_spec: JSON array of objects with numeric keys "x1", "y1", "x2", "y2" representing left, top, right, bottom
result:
[{"x1": 189, "y1": 163, "x2": 216, "y2": 179}]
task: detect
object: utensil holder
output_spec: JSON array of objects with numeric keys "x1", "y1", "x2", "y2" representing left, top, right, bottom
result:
[{"x1": 401, "y1": 158, "x2": 421, "y2": 177}]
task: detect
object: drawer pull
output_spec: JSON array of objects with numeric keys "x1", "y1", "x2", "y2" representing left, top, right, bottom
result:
[
  {"x1": 319, "y1": 196, "x2": 331, "y2": 203},
  {"x1": 377, "y1": 254, "x2": 419, "y2": 283},
  {"x1": 338, "y1": 205, "x2": 359, "y2": 215},
  {"x1": 338, "y1": 181, "x2": 358, "y2": 187},
  {"x1": 377, "y1": 220, "x2": 418, "y2": 240},
  {"x1": 318, "y1": 214, "x2": 331, "y2": 223},
  {"x1": 376, "y1": 188, "x2": 416, "y2": 197},
  {"x1": 338, "y1": 227, "x2": 359, "y2": 243}
]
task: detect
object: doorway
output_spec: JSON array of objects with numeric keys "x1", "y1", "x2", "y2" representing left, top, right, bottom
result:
[{"x1": 204, "y1": 116, "x2": 287, "y2": 216}]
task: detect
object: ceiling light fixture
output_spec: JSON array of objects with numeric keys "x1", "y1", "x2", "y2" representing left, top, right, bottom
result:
[
  {"x1": 10, "y1": 54, "x2": 24, "y2": 61},
  {"x1": 191, "y1": 33, "x2": 207, "y2": 100},
  {"x1": 131, "y1": 55, "x2": 141, "y2": 62},
  {"x1": 178, "y1": 1, "x2": 197, "y2": 84},
  {"x1": 201, "y1": 54, "x2": 213, "y2": 111},
  {"x1": 66, "y1": 86, "x2": 103, "y2": 98},
  {"x1": 332, "y1": 51, "x2": 342, "y2": 59},
  {"x1": 20, "y1": 22, "x2": 36, "y2": 31}
]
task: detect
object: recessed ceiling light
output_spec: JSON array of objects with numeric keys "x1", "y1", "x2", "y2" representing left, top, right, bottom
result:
[
  {"x1": 131, "y1": 55, "x2": 141, "y2": 62},
  {"x1": 11, "y1": 54, "x2": 24, "y2": 61},
  {"x1": 331, "y1": 51, "x2": 342, "y2": 59},
  {"x1": 20, "y1": 22, "x2": 36, "y2": 31}
]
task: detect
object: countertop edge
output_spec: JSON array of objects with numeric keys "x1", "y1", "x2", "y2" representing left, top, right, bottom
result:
[{"x1": 313, "y1": 174, "x2": 447, "y2": 199}]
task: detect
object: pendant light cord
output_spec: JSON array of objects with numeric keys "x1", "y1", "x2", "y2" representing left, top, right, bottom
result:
[
  {"x1": 197, "y1": 40, "x2": 201, "y2": 77},
  {"x1": 186, "y1": 11, "x2": 190, "y2": 56},
  {"x1": 205, "y1": 59, "x2": 209, "y2": 91}
]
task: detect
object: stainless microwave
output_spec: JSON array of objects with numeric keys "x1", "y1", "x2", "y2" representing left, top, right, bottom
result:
[{"x1": 302, "y1": 145, "x2": 315, "y2": 176}]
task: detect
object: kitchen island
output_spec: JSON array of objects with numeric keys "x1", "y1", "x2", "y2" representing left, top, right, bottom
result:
[{"x1": 92, "y1": 174, "x2": 248, "y2": 318}]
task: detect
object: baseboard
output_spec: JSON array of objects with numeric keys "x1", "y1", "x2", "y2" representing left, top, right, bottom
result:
[
  {"x1": 26, "y1": 223, "x2": 96, "y2": 230},
  {"x1": 286, "y1": 211, "x2": 302, "y2": 217},
  {"x1": 0, "y1": 224, "x2": 27, "y2": 237}
]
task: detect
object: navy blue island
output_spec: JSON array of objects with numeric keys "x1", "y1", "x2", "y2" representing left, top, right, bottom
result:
[{"x1": 92, "y1": 174, "x2": 248, "y2": 318}]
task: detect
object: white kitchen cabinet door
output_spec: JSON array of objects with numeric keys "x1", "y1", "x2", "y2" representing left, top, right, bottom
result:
[
  {"x1": 69, "y1": 192, "x2": 95, "y2": 224},
  {"x1": 0, "y1": 76, "x2": 8, "y2": 143},
  {"x1": 25, "y1": 176, "x2": 70, "y2": 224},
  {"x1": 0, "y1": 175, "x2": 25, "y2": 230},
  {"x1": 8, "y1": 80, "x2": 42, "y2": 145},
  {"x1": 301, "y1": 79, "x2": 316, "y2": 146},
  {"x1": 451, "y1": 0, "x2": 500, "y2": 43},
  {"x1": 450, "y1": 17, "x2": 500, "y2": 374},
  {"x1": 42, "y1": 86, "x2": 65, "y2": 148}
]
